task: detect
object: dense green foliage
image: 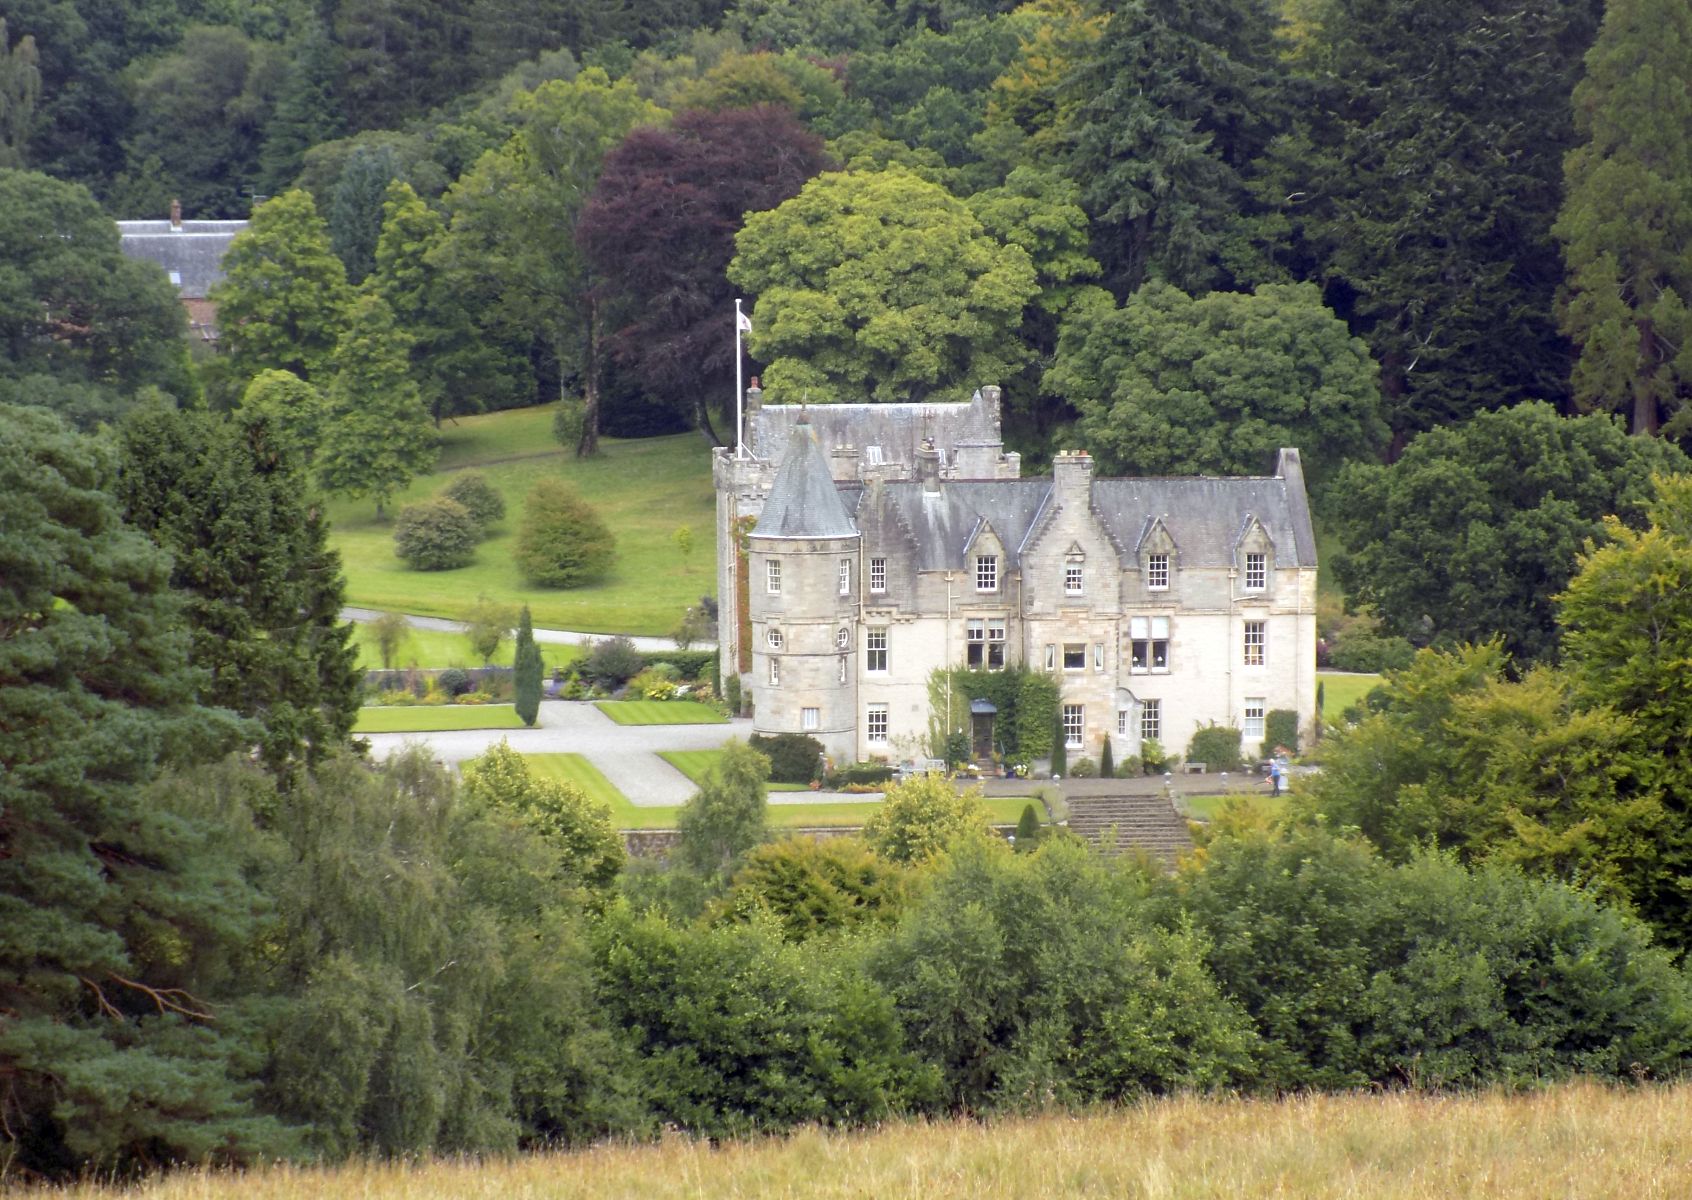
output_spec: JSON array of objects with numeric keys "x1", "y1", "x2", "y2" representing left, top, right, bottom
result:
[
  {"x1": 1188, "y1": 724, "x2": 1244, "y2": 772},
  {"x1": 0, "y1": 169, "x2": 194, "y2": 424},
  {"x1": 729, "y1": 165, "x2": 1038, "y2": 403},
  {"x1": 440, "y1": 471, "x2": 505, "y2": 534},
  {"x1": 1556, "y1": 0, "x2": 1692, "y2": 438},
  {"x1": 515, "y1": 478, "x2": 617, "y2": 587},
  {"x1": 1331, "y1": 403, "x2": 1687, "y2": 666},
  {"x1": 115, "y1": 403, "x2": 361, "y2": 777},
  {"x1": 675, "y1": 739, "x2": 771, "y2": 878},
  {"x1": 747, "y1": 731, "x2": 826, "y2": 783},
  {"x1": 1051, "y1": 281, "x2": 1386, "y2": 487},
  {"x1": 393, "y1": 496, "x2": 479, "y2": 570}
]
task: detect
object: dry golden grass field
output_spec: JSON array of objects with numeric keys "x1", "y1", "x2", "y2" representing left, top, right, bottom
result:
[{"x1": 28, "y1": 1080, "x2": 1692, "y2": 1199}]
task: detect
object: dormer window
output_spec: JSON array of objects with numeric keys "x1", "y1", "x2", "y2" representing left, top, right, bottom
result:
[
  {"x1": 1065, "y1": 562, "x2": 1083, "y2": 596},
  {"x1": 1147, "y1": 552, "x2": 1169, "y2": 590},
  {"x1": 975, "y1": 554, "x2": 998, "y2": 593},
  {"x1": 1244, "y1": 551, "x2": 1266, "y2": 591}
]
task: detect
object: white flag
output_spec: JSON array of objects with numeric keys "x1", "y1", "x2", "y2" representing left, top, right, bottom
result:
[{"x1": 736, "y1": 309, "x2": 753, "y2": 333}]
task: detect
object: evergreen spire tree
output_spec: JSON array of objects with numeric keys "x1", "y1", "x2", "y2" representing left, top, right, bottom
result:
[
  {"x1": 329, "y1": 144, "x2": 401, "y2": 285},
  {"x1": 513, "y1": 605, "x2": 543, "y2": 727},
  {"x1": 259, "y1": 21, "x2": 346, "y2": 193},
  {"x1": 315, "y1": 291, "x2": 437, "y2": 518},
  {"x1": 1555, "y1": 0, "x2": 1692, "y2": 439}
]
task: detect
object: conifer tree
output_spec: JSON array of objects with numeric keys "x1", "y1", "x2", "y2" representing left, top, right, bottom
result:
[
  {"x1": 117, "y1": 404, "x2": 362, "y2": 777},
  {"x1": 315, "y1": 291, "x2": 437, "y2": 518},
  {"x1": 1555, "y1": 0, "x2": 1692, "y2": 439},
  {"x1": 329, "y1": 143, "x2": 401, "y2": 284},
  {"x1": 259, "y1": 21, "x2": 345, "y2": 193},
  {"x1": 513, "y1": 605, "x2": 544, "y2": 727},
  {"x1": 0, "y1": 404, "x2": 277, "y2": 1175}
]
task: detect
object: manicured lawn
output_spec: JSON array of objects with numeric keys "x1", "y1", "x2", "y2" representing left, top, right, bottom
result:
[
  {"x1": 1181, "y1": 792, "x2": 1290, "y2": 822},
  {"x1": 659, "y1": 749, "x2": 808, "y2": 792},
  {"x1": 353, "y1": 705, "x2": 527, "y2": 733},
  {"x1": 524, "y1": 753, "x2": 1034, "y2": 830},
  {"x1": 524, "y1": 753, "x2": 634, "y2": 813},
  {"x1": 326, "y1": 409, "x2": 717, "y2": 638},
  {"x1": 1318, "y1": 669, "x2": 1382, "y2": 720},
  {"x1": 596, "y1": 700, "x2": 727, "y2": 726}
]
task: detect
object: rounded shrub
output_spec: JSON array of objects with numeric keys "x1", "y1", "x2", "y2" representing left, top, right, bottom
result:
[
  {"x1": 393, "y1": 496, "x2": 477, "y2": 571},
  {"x1": 440, "y1": 471, "x2": 505, "y2": 534},
  {"x1": 516, "y1": 478, "x2": 616, "y2": 588},
  {"x1": 748, "y1": 732, "x2": 826, "y2": 784},
  {"x1": 435, "y1": 667, "x2": 472, "y2": 697}
]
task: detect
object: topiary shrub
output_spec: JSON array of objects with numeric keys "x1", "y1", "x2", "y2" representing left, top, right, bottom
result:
[
  {"x1": 581, "y1": 636, "x2": 643, "y2": 688},
  {"x1": 748, "y1": 732, "x2": 825, "y2": 784},
  {"x1": 516, "y1": 478, "x2": 615, "y2": 587},
  {"x1": 435, "y1": 667, "x2": 472, "y2": 697},
  {"x1": 1265, "y1": 709, "x2": 1299, "y2": 755},
  {"x1": 1099, "y1": 737, "x2": 1115, "y2": 778},
  {"x1": 440, "y1": 471, "x2": 505, "y2": 535},
  {"x1": 1014, "y1": 803, "x2": 1042, "y2": 850},
  {"x1": 393, "y1": 496, "x2": 477, "y2": 570},
  {"x1": 1187, "y1": 723, "x2": 1244, "y2": 772}
]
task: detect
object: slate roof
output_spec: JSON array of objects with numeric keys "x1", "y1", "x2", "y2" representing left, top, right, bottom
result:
[
  {"x1": 1093, "y1": 475, "x2": 1317, "y2": 568},
  {"x1": 116, "y1": 221, "x2": 247, "y2": 299},
  {"x1": 877, "y1": 480, "x2": 1052, "y2": 570},
  {"x1": 795, "y1": 455, "x2": 1315, "y2": 571},
  {"x1": 752, "y1": 392, "x2": 998, "y2": 465},
  {"x1": 753, "y1": 423, "x2": 859, "y2": 539}
]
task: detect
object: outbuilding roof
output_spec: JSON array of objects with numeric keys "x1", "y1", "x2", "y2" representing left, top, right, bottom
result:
[{"x1": 116, "y1": 220, "x2": 247, "y2": 299}]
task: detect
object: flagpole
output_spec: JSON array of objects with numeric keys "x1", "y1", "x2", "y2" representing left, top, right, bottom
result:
[{"x1": 734, "y1": 298, "x2": 745, "y2": 459}]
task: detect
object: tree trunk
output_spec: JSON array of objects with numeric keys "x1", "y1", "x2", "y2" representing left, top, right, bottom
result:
[
  {"x1": 577, "y1": 298, "x2": 600, "y2": 458},
  {"x1": 1635, "y1": 318, "x2": 1663, "y2": 436},
  {"x1": 694, "y1": 391, "x2": 723, "y2": 447}
]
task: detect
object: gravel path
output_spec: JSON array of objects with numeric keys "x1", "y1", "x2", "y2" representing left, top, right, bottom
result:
[{"x1": 341, "y1": 606, "x2": 712, "y2": 654}]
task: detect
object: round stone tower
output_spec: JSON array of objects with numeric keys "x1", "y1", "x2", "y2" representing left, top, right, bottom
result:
[{"x1": 746, "y1": 421, "x2": 860, "y2": 763}]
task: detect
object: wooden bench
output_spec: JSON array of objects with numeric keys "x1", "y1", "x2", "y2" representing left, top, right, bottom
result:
[{"x1": 1182, "y1": 762, "x2": 1207, "y2": 774}]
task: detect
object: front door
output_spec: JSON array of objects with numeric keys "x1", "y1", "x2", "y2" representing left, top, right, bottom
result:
[{"x1": 972, "y1": 711, "x2": 995, "y2": 761}]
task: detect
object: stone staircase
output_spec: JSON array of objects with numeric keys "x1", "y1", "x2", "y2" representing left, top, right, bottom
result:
[{"x1": 1064, "y1": 795, "x2": 1194, "y2": 864}]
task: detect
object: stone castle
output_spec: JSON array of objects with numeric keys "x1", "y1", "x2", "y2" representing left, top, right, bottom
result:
[{"x1": 713, "y1": 384, "x2": 1318, "y2": 767}]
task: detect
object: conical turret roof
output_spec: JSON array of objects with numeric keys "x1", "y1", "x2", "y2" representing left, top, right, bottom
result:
[{"x1": 754, "y1": 423, "x2": 858, "y2": 539}]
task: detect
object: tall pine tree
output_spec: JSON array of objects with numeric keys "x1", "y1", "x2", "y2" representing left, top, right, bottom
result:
[
  {"x1": 1555, "y1": 0, "x2": 1692, "y2": 439},
  {"x1": 0, "y1": 404, "x2": 282, "y2": 1176},
  {"x1": 1296, "y1": 0, "x2": 1602, "y2": 439},
  {"x1": 116, "y1": 403, "x2": 361, "y2": 778}
]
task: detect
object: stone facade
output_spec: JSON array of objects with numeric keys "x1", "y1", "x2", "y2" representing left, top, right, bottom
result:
[{"x1": 715, "y1": 386, "x2": 1318, "y2": 767}]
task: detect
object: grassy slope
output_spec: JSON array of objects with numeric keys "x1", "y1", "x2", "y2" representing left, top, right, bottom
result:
[
  {"x1": 47, "y1": 1081, "x2": 1692, "y2": 1200},
  {"x1": 352, "y1": 705, "x2": 526, "y2": 733},
  {"x1": 327, "y1": 408, "x2": 716, "y2": 638},
  {"x1": 1316, "y1": 669, "x2": 1381, "y2": 720}
]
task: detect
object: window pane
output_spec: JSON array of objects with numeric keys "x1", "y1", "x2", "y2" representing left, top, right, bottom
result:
[
  {"x1": 870, "y1": 557, "x2": 886, "y2": 592},
  {"x1": 802, "y1": 707, "x2": 819, "y2": 730},
  {"x1": 1062, "y1": 703, "x2": 1084, "y2": 748},
  {"x1": 1063, "y1": 644, "x2": 1086, "y2": 670},
  {"x1": 1140, "y1": 699, "x2": 1161, "y2": 742},
  {"x1": 766, "y1": 559, "x2": 782, "y2": 594}
]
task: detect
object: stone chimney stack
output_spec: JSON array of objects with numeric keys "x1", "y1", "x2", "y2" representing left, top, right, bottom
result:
[
  {"x1": 169, "y1": 198, "x2": 182, "y2": 230},
  {"x1": 744, "y1": 376, "x2": 763, "y2": 454},
  {"x1": 1052, "y1": 448, "x2": 1094, "y2": 503},
  {"x1": 915, "y1": 437, "x2": 942, "y2": 495}
]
